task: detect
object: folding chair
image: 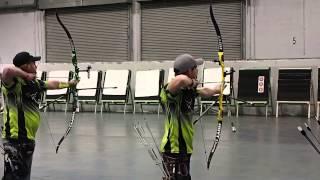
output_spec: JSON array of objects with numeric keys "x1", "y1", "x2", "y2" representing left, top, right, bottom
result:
[
  {"x1": 36, "y1": 70, "x2": 45, "y2": 80},
  {"x1": 36, "y1": 70, "x2": 46, "y2": 107},
  {"x1": 236, "y1": 68, "x2": 271, "y2": 117},
  {"x1": 100, "y1": 69, "x2": 132, "y2": 114},
  {"x1": 134, "y1": 69, "x2": 164, "y2": 115},
  {"x1": 200, "y1": 67, "x2": 234, "y2": 116},
  {"x1": 167, "y1": 68, "x2": 175, "y2": 83},
  {"x1": 276, "y1": 68, "x2": 312, "y2": 118},
  {"x1": 77, "y1": 71, "x2": 102, "y2": 113},
  {"x1": 45, "y1": 70, "x2": 71, "y2": 112}
]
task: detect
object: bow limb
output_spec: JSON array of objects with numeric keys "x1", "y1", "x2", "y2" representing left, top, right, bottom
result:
[
  {"x1": 206, "y1": 2, "x2": 225, "y2": 170},
  {"x1": 55, "y1": 12, "x2": 80, "y2": 153}
]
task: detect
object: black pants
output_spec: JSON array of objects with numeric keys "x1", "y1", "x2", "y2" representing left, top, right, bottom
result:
[
  {"x1": 2, "y1": 139, "x2": 35, "y2": 180},
  {"x1": 162, "y1": 153, "x2": 191, "y2": 180}
]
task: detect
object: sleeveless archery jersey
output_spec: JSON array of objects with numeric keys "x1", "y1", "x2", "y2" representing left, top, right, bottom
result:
[
  {"x1": 160, "y1": 84, "x2": 199, "y2": 154},
  {"x1": 1, "y1": 78, "x2": 47, "y2": 141}
]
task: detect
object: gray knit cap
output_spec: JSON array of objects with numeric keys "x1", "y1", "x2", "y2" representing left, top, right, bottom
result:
[{"x1": 173, "y1": 54, "x2": 203, "y2": 74}]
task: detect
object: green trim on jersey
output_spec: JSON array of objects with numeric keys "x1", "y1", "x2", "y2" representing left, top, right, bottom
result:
[
  {"x1": 1, "y1": 77, "x2": 47, "y2": 141},
  {"x1": 160, "y1": 85, "x2": 198, "y2": 154}
]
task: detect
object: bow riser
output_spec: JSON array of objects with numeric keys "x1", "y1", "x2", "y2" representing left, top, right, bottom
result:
[{"x1": 217, "y1": 51, "x2": 225, "y2": 122}]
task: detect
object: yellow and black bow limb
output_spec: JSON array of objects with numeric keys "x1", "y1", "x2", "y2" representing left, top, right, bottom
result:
[{"x1": 206, "y1": 1, "x2": 225, "y2": 170}]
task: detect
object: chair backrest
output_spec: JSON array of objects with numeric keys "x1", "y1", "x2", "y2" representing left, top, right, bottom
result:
[
  {"x1": 167, "y1": 68, "x2": 175, "y2": 83},
  {"x1": 102, "y1": 69, "x2": 131, "y2": 101},
  {"x1": 46, "y1": 70, "x2": 70, "y2": 96},
  {"x1": 238, "y1": 68, "x2": 270, "y2": 101},
  {"x1": 203, "y1": 67, "x2": 231, "y2": 95},
  {"x1": 278, "y1": 68, "x2": 312, "y2": 101},
  {"x1": 135, "y1": 69, "x2": 164, "y2": 100},
  {"x1": 36, "y1": 71, "x2": 43, "y2": 80},
  {"x1": 77, "y1": 71, "x2": 101, "y2": 98}
]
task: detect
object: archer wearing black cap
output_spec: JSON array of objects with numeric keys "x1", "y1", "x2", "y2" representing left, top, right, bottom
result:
[
  {"x1": 159, "y1": 54, "x2": 222, "y2": 180},
  {"x1": 0, "y1": 51, "x2": 78, "y2": 180},
  {"x1": 13, "y1": 51, "x2": 41, "y2": 67}
]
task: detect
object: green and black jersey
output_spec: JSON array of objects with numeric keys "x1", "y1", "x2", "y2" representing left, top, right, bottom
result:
[
  {"x1": 1, "y1": 77, "x2": 47, "y2": 141},
  {"x1": 160, "y1": 84, "x2": 199, "y2": 154}
]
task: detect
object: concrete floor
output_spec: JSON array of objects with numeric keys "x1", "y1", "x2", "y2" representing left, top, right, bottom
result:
[{"x1": 1, "y1": 112, "x2": 320, "y2": 180}]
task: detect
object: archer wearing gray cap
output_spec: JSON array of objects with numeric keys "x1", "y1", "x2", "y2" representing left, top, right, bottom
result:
[
  {"x1": 174, "y1": 54, "x2": 204, "y2": 75},
  {"x1": 158, "y1": 53, "x2": 221, "y2": 180}
]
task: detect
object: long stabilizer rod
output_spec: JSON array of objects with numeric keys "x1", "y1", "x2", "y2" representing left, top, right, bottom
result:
[
  {"x1": 304, "y1": 123, "x2": 320, "y2": 145},
  {"x1": 297, "y1": 126, "x2": 320, "y2": 154}
]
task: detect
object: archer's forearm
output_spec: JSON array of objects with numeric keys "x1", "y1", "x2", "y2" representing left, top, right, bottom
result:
[
  {"x1": 198, "y1": 86, "x2": 221, "y2": 97},
  {"x1": 46, "y1": 80, "x2": 70, "y2": 90},
  {"x1": 2, "y1": 66, "x2": 32, "y2": 84},
  {"x1": 167, "y1": 75, "x2": 194, "y2": 94}
]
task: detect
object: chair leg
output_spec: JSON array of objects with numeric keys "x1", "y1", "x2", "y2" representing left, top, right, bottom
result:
[
  {"x1": 133, "y1": 103, "x2": 136, "y2": 115},
  {"x1": 276, "y1": 102, "x2": 279, "y2": 118},
  {"x1": 308, "y1": 103, "x2": 311, "y2": 119},
  {"x1": 124, "y1": 103, "x2": 127, "y2": 115},
  {"x1": 236, "y1": 103, "x2": 238, "y2": 117},
  {"x1": 265, "y1": 105, "x2": 268, "y2": 118},
  {"x1": 200, "y1": 104, "x2": 203, "y2": 116},
  {"x1": 226, "y1": 101, "x2": 231, "y2": 117},
  {"x1": 317, "y1": 103, "x2": 319, "y2": 120},
  {"x1": 107, "y1": 103, "x2": 111, "y2": 112},
  {"x1": 100, "y1": 102, "x2": 104, "y2": 113},
  {"x1": 94, "y1": 103, "x2": 97, "y2": 114},
  {"x1": 158, "y1": 104, "x2": 160, "y2": 119},
  {"x1": 44, "y1": 102, "x2": 48, "y2": 112}
]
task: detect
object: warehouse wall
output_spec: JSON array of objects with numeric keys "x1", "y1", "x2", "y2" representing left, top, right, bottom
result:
[
  {"x1": 246, "y1": 0, "x2": 320, "y2": 59},
  {"x1": 0, "y1": 10, "x2": 45, "y2": 64},
  {"x1": 1, "y1": 0, "x2": 320, "y2": 116}
]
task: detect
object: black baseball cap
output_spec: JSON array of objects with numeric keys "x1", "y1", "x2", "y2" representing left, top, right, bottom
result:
[{"x1": 13, "y1": 51, "x2": 41, "y2": 67}]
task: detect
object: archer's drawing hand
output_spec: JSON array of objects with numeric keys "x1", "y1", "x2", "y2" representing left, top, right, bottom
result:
[
  {"x1": 25, "y1": 73, "x2": 36, "y2": 81},
  {"x1": 215, "y1": 83, "x2": 224, "y2": 94},
  {"x1": 190, "y1": 79, "x2": 200, "y2": 88}
]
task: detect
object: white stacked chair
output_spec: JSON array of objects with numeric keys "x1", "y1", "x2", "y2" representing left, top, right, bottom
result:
[
  {"x1": 134, "y1": 69, "x2": 164, "y2": 116},
  {"x1": 45, "y1": 70, "x2": 70, "y2": 112},
  {"x1": 200, "y1": 67, "x2": 232, "y2": 116},
  {"x1": 276, "y1": 68, "x2": 312, "y2": 118},
  {"x1": 100, "y1": 69, "x2": 132, "y2": 114},
  {"x1": 77, "y1": 71, "x2": 102, "y2": 113},
  {"x1": 236, "y1": 68, "x2": 271, "y2": 117}
]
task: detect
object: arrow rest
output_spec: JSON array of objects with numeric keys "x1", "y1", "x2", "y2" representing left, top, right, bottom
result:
[
  {"x1": 225, "y1": 68, "x2": 235, "y2": 76},
  {"x1": 213, "y1": 58, "x2": 221, "y2": 65}
]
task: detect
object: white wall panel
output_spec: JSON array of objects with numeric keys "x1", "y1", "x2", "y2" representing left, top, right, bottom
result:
[
  {"x1": 0, "y1": 11, "x2": 45, "y2": 64},
  {"x1": 254, "y1": 0, "x2": 304, "y2": 59},
  {"x1": 305, "y1": 0, "x2": 320, "y2": 57}
]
